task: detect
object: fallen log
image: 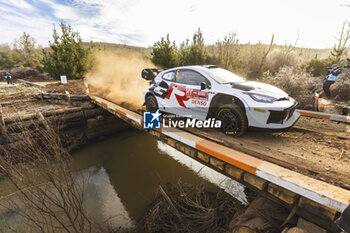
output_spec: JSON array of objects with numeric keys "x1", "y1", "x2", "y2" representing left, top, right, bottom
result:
[
  {"x1": 33, "y1": 93, "x2": 90, "y2": 101},
  {"x1": 0, "y1": 99, "x2": 37, "y2": 106}
]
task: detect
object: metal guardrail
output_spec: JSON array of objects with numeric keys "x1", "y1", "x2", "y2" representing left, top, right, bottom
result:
[{"x1": 297, "y1": 109, "x2": 350, "y2": 124}]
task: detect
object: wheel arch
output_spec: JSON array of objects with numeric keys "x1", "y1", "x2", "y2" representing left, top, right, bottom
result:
[
  {"x1": 206, "y1": 93, "x2": 247, "y2": 119},
  {"x1": 145, "y1": 91, "x2": 156, "y2": 101}
]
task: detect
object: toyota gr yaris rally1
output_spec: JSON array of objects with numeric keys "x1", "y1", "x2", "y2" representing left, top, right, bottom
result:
[{"x1": 141, "y1": 65, "x2": 300, "y2": 136}]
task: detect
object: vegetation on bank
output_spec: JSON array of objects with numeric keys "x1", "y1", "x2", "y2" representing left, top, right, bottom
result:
[
  {"x1": 138, "y1": 182, "x2": 246, "y2": 233},
  {"x1": 150, "y1": 25, "x2": 350, "y2": 103},
  {"x1": 0, "y1": 32, "x2": 43, "y2": 71},
  {"x1": 150, "y1": 28, "x2": 344, "y2": 80},
  {"x1": 1, "y1": 23, "x2": 348, "y2": 81},
  {"x1": 0, "y1": 23, "x2": 91, "y2": 80},
  {"x1": 1, "y1": 22, "x2": 349, "y2": 104}
]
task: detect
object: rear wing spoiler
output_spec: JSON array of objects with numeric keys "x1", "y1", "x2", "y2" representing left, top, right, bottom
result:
[{"x1": 141, "y1": 68, "x2": 163, "y2": 80}]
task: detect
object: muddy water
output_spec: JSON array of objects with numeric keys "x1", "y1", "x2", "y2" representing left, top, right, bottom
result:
[{"x1": 0, "y1": 130, "x2": 246, "y2": 231}]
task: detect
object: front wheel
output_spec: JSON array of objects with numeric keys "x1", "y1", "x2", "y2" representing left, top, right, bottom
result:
[
  {"x1": 145, "y1": 94, "x2": 158, "y2": 112},
  {"x1": 216, "y1": 104, "x2": 248, "y2": 136}
]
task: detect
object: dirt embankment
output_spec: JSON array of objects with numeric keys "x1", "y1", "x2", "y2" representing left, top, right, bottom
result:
[{"x1": 0, "y1": 84, "x2": 130, "y2": 152}]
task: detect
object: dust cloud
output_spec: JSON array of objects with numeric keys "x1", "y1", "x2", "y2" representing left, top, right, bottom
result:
[{"x1": 85, "y1": 50, "x2": 154, "y2": 109}]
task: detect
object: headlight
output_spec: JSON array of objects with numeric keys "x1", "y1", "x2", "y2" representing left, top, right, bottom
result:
[{"x1": 247, "y1": 93, "x2": 277, "y2": 103}]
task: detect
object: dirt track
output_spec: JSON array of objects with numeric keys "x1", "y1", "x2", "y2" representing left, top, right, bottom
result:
[{"x1": 1, "y1": 80, "x2": 349, "y2": 189}]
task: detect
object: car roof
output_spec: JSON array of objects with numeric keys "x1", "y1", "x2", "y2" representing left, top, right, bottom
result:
[{"x1": 165, "y1": 65, "x2": 219, "y2": 72}]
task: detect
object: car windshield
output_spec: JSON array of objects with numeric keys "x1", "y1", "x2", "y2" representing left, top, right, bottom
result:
[{"x1": 206, "y1": 68, "x2": 245, "y2": 84}]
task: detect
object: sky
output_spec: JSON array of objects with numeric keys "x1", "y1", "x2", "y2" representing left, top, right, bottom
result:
[{"x1": 0, "y1": 0, "x2": 349, "y2": 49}]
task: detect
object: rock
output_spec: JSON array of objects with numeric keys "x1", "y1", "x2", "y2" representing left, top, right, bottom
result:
[
  {"x1": 283, "y1": 227, "x2": 307, "y2": 233},
  {"x1": 297, "y1": 218, "x2": 326, "y2": 233},
  {"x1": 96, "y1": 115, "x2": 105, "y2": 121},
  {"x1": 232, "y1": 226, "x2": 257, "y2": 232},
  {"x1": 229, "y1": 197, "x2": 293, "y2": 233},
  {"x1": 81, "y1": 102, "x2": 95, "y2": 109}
]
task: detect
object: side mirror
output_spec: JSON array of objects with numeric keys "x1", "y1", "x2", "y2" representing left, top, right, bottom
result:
[{"x1": 200, "y1": 82, "x2": 207, "y2": 90}]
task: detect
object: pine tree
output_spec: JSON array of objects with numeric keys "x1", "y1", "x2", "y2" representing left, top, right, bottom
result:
[
  {"x1": 41, "y1": 23, "x2": 90, "y2": 80},
  {"x1": 330, "y1": 21, "x2": 350, "y2": 65},
  {"x1": 151, "y1": 34, "x2": 178, "y2": 68},
  {"x1": 187, "y1": 28, "x2": 207, "y2": 65},
  {"x1": 178, "y1": 28, "x2": 207, "y2": 66}
]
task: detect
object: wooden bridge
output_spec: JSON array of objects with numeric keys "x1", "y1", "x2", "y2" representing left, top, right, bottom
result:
[{"x1": 89, "y1": 94, "x2": 350, "y2": 233}]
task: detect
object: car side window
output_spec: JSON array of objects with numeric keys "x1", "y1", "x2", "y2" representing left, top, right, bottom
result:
[
  {"x1": 176, "y1": 70, "x2": 210, "y2": 86},
  {"x1": 162, "y1": 71, "x2": 175, "y2": 81}
]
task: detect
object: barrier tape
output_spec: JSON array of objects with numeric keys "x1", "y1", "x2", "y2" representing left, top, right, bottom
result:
[{"x1": 90, "y1": 96, "x2": 350, "y2": 213}]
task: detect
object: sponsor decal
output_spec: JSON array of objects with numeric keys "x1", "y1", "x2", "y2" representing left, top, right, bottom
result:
[
  {"x1": 166, "y1": 83, "x2": 208, "y2": 108},
  {"x1": 190, "y1": 90, "x2": 208, "y2": 100}
]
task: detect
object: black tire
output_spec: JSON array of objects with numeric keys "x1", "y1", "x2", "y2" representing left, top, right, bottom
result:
[
  {"x1": 215, "y1": 104, "x2": 248, "y2": 136},
  {"x1": 145, "y1": 94, "x2": 158, "y2": 112}
]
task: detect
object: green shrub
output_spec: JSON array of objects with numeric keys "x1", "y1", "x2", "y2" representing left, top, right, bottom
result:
[
  {"x1": 41, "y1": 23, "x2": 90, "y2": 80},
  {"x1": 0, "y1": 50, "x2": 21, "y2": 69},
  {"x1": 302, "y1": 57, "x2": 339, "y2": 77},
  {"x1": 0, "y1": 33, "x2": 43, "y2": 71}
]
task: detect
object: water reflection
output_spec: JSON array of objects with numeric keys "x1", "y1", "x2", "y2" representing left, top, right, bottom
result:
[
  {"x1": 72, "y1": 131, "x2": 246, "y2": 227},
  {"x1": 157, "y1": 141, "x2": 247, "y2": 204},
  {"x1": 0, "y1": 130, "x2": 246, "y2": 231},
  {"x1": 83, "y1": 167, "x2": 134, "y2": 230}
]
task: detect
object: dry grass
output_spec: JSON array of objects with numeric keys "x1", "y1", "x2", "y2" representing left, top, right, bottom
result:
[
  {"x1": 139, "y1": 181, "x2": 245, "y2": 233},
  {"x1": 261, "y1": 67, "x2": 318, "y2": 109},
  {"x1": 0, "y1": 118, "x2": 93, "y2": 233},
  {"x1": 207, "y1": 42, "x2": 331, "y2": 80}
]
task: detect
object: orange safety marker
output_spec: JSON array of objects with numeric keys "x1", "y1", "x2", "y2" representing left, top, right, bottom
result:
[
  {"x1": 314, "y1": 93, "x2": 319, "y2": 111},
  {"x1": 320, "y1": 99, "x2": 325, "y2": 112},
  {"x1": 65, "y1": 91, "x2": 71, "y2": 101},
  {"x1": 84, "y1": 82, "x2": 89, "y2": 94}
]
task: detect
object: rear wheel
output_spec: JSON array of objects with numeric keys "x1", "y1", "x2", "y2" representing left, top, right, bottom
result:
[
  {"x1": 216, "y1": 104, "x2": 248, "y2": 136},
  {"x1": 145, "y1": 94, "x2": 158, "y2": 112}
]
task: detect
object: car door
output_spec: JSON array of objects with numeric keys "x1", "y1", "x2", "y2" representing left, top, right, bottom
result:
[
  {"x1": 174, "y1": 69, "x2": 212, "y2": 120},
  {"x1": 153, "y1": 71, "x2": 176, "y2": 112}
]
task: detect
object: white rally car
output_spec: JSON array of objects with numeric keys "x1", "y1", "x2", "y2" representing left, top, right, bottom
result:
[{"x1": 142, "y1": 65, "x2": 300, "y2": 136}]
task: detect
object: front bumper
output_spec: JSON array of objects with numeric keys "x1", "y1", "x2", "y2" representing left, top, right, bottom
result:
[
  {"x1": 267, "y1": 103, "x2": 297, "y2": 124},
  {"x1": 246, "y1": 103, "x2": 300, "y2": 129}
]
